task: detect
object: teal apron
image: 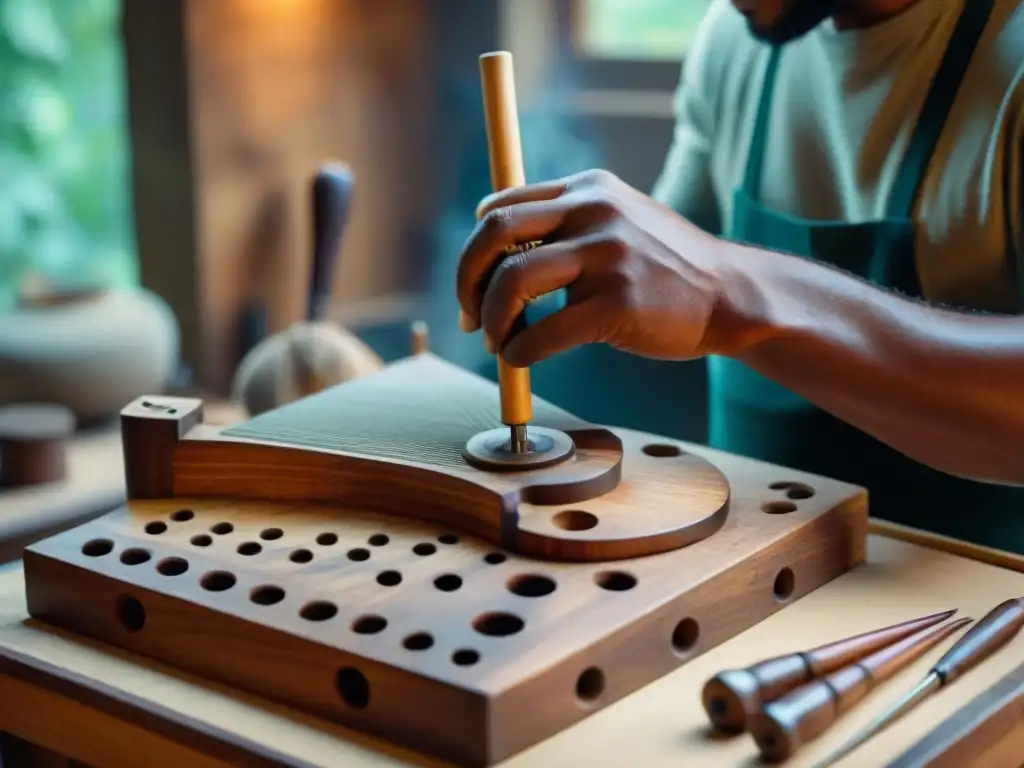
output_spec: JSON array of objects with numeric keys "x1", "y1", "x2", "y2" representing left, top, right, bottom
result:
[{"x1": 708, "y1": 0, "x2": 1024, "y2": 554}]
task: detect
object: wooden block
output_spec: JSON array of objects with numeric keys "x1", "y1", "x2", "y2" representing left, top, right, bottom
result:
[
  {"x1": 120, "y1": 397, "x2": 204, "y2": 500},
  {"x1": 0, "y1": 403, "x2": 74, "y2": 489},
  {"x1": 20, "y1": 354, "x2": 868, "y2": 766}
]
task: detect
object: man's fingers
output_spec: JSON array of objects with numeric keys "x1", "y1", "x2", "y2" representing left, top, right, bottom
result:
[
  {"x1": 501, "y1": 297, "x2": 610, "y2": 368},
  {"x1": 480, "y1": 242, "x2": 584, "y2": 351},
  {"x1": 475, "y1": 179, "x2": 570, "y2": 221},
  {"x1": 456, "y1": 198, "x2": 573, "y2": 325}
]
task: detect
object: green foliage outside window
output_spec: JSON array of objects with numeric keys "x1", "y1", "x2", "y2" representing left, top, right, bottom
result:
[
  {"x1": 577, "y1": 0, "x2": 711, "y2": 61},
  {"x1": 0, "y1": 0, "x2": 135, "y2": 310}
]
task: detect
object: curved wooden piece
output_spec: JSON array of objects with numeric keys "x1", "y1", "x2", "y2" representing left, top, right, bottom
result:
[{"x1": 120, "y1": 355, "x2": 730, "y2": 562}]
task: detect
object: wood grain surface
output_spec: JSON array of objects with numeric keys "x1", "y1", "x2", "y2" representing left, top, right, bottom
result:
[
  {"x1": 22, "y1": 429, "x2": 864, "y2": 766},
  {"x1": 122, "y1": 355, "x2": 736, "y2": 561},
  {"x1": 2, "y1": 535, "x2": 1023, "y2": 767}
]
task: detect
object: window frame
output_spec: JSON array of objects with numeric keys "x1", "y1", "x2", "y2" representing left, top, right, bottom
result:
[{"x1": 551, "y1": 0, "x2": 688, "y2": 93}]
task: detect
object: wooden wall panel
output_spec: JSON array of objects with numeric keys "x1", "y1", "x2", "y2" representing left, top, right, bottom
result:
[{"x1": 125, "y1": 0, "x2": 436, "y2": 395}]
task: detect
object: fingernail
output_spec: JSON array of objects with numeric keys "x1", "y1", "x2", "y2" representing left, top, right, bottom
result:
[
  {"x1": 482, "y1": 331, "x2": 496, "y2": 355},
  {"x1": 458, "y1": 310, "x2": 478, "y2": 332}
]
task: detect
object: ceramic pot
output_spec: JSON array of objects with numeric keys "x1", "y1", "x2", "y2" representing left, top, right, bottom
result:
[{"x1": 0, "y1": 287, "x2": 180, "y2": 424}]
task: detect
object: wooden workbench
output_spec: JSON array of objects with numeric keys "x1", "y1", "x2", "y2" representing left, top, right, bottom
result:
[{"x1": 0, "y1": 527, "x2": 1021, "y2": 768}]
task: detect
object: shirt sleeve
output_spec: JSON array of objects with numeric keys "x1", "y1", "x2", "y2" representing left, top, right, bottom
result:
[{"x1": 651, "y1": 13, "x2": 722, "y2": 235}]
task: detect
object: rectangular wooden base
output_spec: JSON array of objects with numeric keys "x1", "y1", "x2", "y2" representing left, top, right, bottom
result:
[{"x1": 21, "y1": 444, "x2": 866, "y2": 767}]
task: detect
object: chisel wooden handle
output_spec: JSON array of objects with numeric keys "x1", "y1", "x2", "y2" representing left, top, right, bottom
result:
[
  {"x1": 478, "y1": 51, "x2": 532, "y2": 428},
  {"x1": 749, "y1": 617, "x2": 972, "y2": 762},
  {"x1": 308, "y1": 163, "x2": 354, "y2": 322},
  {"x1": 932, "y1": 597, "x2": 1024, "y2": 684},
  {"x1": 701, "y1": 608, "x2": 957, "y2": 732}
]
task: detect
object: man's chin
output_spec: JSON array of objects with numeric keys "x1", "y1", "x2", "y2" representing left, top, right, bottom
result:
[
  {"x1": 737, "y1": 1, "x2": 841, "y2": 46},
  {"x1": 743, "y1": 17, "x2": 812, "y2": 45}
]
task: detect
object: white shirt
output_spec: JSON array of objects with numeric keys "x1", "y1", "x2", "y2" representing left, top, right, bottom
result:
[{"x1": 653, "y1": 0, "x2": 1024, "y2": 311}]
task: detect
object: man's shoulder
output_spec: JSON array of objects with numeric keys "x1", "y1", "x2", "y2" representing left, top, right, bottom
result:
[
  {"x1": 682, "y1": 0, "x2": 765, "y2": 104},
  {"x1": 688, "y1": 0, "x2": 761, "y2": 67}
]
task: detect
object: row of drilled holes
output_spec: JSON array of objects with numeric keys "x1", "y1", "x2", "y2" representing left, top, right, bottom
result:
[
  {"x1": 145, "y1": 513, "x2": 466, "y2": 564},
  {"x1": 105, "y1": 568, "x2": 794, "y2": 712},
  {"x1": 330, "y1": 561, "x2": 796, "y2": 713},
  {"x1": 81, "y1": 538, "x2": 646, "y2": 674}
]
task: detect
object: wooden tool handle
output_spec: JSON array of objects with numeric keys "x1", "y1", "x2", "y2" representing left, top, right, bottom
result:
[
  {"x1": 410, "y1": 320, "x2": 430, "y2": 355},
  {"x1": 700, "y1": 608, "x2": 957, "y2": 733},
  {"x1": 932, "y1": 597, "x2": 1024, "y2": 684},
  {"x1": 478, "y1": 51, "x2": 532, "y2": 426},
  {"x1": 308, "y1": 163, "x2": 354, "y2": 322},
  {"x1": 749, "y1": 617, "x2": 971, "y2": 762}
]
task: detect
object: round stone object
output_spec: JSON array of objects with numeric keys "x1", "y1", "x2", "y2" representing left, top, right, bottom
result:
[
  {"x1": 463, "y1": 426, "x2": 575, "y2": 472},
  {"x1": 0, "y1": 402, "x2": 75, "y2": 488}
]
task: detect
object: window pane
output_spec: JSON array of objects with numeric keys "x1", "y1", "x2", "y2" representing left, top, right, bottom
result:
[
  {"x1": 576, "y1": 0, "x2": 712, "y2": 61},
  {"x1": 0, "y1": 0, "x2": 135, "y2": 308}
]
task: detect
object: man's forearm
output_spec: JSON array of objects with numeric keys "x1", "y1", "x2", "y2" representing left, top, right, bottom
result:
[{"x1": 714, "y1": 242, "x2": 1024, "y2": 484}]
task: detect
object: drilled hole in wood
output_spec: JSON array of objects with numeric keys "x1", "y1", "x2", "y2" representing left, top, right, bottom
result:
[
  {"x1": 200, "y1": 570, "x2": 236, "y2": 592},
  {"x1": 120, "y1": 548, "x2": 151, "y2": 566},
  {"x1": 377, "y1": 570, "x2": 402, "y2": 587},
  {"x1": 190, "y1": 534, "x2": 212, "y2": 547},
  {"x1": 434, "y1": 574, "x2": 462, "y2": 592},
  {"x1": 438, "y1": 534, "x2": 459, "y2": 545},
  {"x1": 251, "y1": 585, "x2": 285, "y2": 606},
  {"x1": 336, "y1": 667, "x2": 370, "y2": 710},
  {"x1": 769, "y1": 481, "x2": 816, "y2": 500},
  {"x1": 300, "y1": 601, "x2": 338, "y2": 622},
  {"x1": 671, "y1": 618, "x2": 699, "y2": 655},
  {"x1": 413, "y1": 542, "x2": 436, "y2": 556},
  {"x1": 774, "y1": 567, "x2": 796, "y2": 602},
  {"x1": 552, "y1": 510, "x2": 598, "y2": 531},
  {"x1": 368, "y1": 534, "x2": 389, "y2": 546},
  {"x1": 484, "y1": 552, "x2": 507, "y2": 565},
  {"x1": 594, "y1": 571, "x2": 637, "y2": 591},
  {"x1": 352, "y1": 615, "x2": 387, "y2": 634},
  {"x1": 507, "y1": 574, "x2": 557, "y2": 598},
  {"x1": 762, "y1": 501, "x2": 798, "y2": 515},
  {"x1": 82, "y1": 538, "x2": 113, "y2": 557},
  {"x1": 236, "y1": 542, "x2": 262, "y2": 556},
  {"x1": 210, "y1": 522, "x2": 233, "y2": 535},
  {"x1": 347, "y1": 548, "x2": 370, "y2": 562},
  {"x1": 170, "y1": 509, "x2": 194, "y2": 522},
  {"x1": 473, "y1": 612, "x2": 525, "y2": 637},
  {"x1": 316, "y1": 532, "x2": 338, "y2": 546},
  {"x1": 115, "y1": 594, "x2": 146, "y2": 632},
  {"x1": 756, "y1": 732, "x2": 778, "y2": 751},
  {"x1": 575, "y1": 667, "x2": 605, "y2": 703},
  {"x1": 290, "y1": 549, "x2": 313, "y2": 564},
  {"x1": 452, "y1": 649, "x2": 480, "y2": 666},
  {"x1": 403, "y1": 632, "x2": 434, "y2": 651},
  {"x1": 642, "y1": 443, "x2": 683, "y2": 458},
  {"x1": 259, "y1": 528, "x2": 283, "y2": 541},
  {"x1": 144, "y1": 521, "x2": 167, "y2": 535},
  {"x1": 157, "y1": 557, "x2": 189, "y2": 576}
]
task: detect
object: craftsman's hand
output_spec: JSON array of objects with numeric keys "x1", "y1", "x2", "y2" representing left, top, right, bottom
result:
[{"x1": 456, "y1": 169, "x2": 738, "y2": 367}]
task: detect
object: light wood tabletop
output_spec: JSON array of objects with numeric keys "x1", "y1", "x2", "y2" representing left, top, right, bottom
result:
[{"x1": 0, "y1": 532, "x2": 1021, "y2": 768}]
